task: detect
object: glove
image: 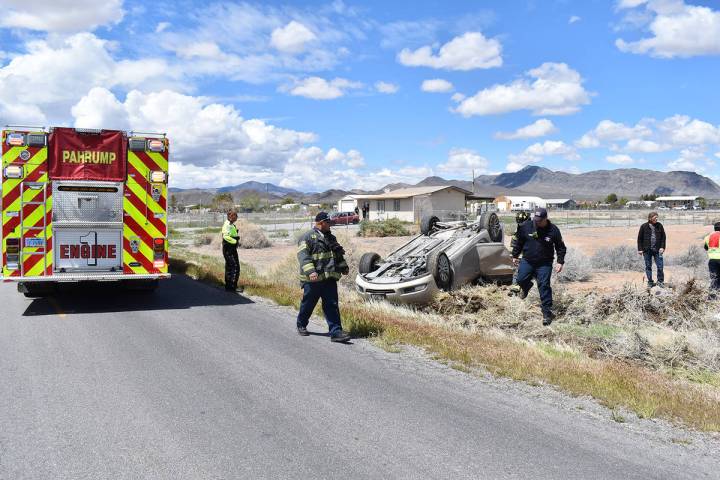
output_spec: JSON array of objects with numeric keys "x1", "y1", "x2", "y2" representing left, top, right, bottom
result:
[
  {"x1": 331, "y1": 243, "x2": 345, "y2": 256},
  {"x1": 341, "y1": 266, "x2": 350, "y2": 275}
]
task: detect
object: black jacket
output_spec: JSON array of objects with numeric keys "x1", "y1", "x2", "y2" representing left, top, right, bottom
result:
[
  {"x1": 297, "y1": 228, "x2": 349, "y2": 284},
  {"x1": 637, "y1": 222, "x2": 666, "y2": 252},
  {"x1": 511, "y1": 220, "x2": 567, "y2": 265}
]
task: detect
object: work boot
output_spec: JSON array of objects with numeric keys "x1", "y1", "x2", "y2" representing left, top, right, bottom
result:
[
  {"x1": 542, "y1": 312, "x2": 556, "y2": 326},
  {"x1": 520, "y1": 282, "x2": 533, "y2": 299},
  {"x1": 330, "y1": 331, "x2": 351, "y2": 343},
  {"x1": 647, "y1": 280, "x2": 655, "y2": 288},
  {"x1": 656, "y1": 282, "x2": 665, "y2": 288},
  {"x1": 297, "y1": 327, "x2": 310, "y2": 336}
]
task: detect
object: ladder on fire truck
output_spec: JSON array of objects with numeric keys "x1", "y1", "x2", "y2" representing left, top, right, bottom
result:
[{"x1": 18, "y1": 179, "x2": 48, "y2": 277}]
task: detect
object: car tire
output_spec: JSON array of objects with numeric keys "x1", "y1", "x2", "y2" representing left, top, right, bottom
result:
[
  {"x1": 359, "y1": 252, "x2": 381, "y2": 274},
  {"x1": 421, "y1": 215, "x2": 440, "y2": 235},
  {"x1": 427, "y1": 250, "x2": 453, "y2": 291},
  {"x1": 479, "y1": 212, "x2": 503, "y2": 242}
]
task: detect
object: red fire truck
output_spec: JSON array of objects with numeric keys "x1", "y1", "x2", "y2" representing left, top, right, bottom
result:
[{"x1": 1, "y1": 126, "x2": 170, "y2": 296}]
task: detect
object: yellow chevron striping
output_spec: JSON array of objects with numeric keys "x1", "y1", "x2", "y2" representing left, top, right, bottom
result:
[
  {"x1": 126, "y1": 179, "x2": 164, "y2": 216},
  {"x1": 147, "y1": 151, "x2": 168, "y2": 172},
  {"x1": 123, "y1": 196, "x2": 163, "y2": 239}
]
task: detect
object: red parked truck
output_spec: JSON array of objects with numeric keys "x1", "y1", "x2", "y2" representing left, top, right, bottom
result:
[{"x1": 1, "y1": 126, "x2": 170, "y2": 297}]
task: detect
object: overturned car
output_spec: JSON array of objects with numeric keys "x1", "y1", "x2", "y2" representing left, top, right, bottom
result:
[{"x1": 355, "y1": 213, "x2": 514, "y2": 304}]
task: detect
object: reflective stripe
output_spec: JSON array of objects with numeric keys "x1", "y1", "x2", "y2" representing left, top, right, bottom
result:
[
  {"x1": 706, "y1": 233, "x2": 720, "y2": 260},
  {"x1": 297, "y1": 244, "x2": 307, "y2": 252},
  {"x1": 302, "y1": 263, "x2": 315, "y2": 272}
]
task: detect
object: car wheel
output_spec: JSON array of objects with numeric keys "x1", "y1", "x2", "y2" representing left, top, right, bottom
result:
[
  {"x1": 359, "y1": 252, "x2": 381, "y2": 274},
  {"x1": 428, "y1": 250, "x2": 453, "y2": 291},
  {"x1": 421, "y1": 215, "x2": 440, "y2": 235},
  {"x1": 479, "y1": 212, "x2": 503, "y2": 242}
]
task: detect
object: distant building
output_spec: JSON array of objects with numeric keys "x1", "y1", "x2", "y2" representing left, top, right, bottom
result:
[
  {"x1": 544, "y1": 199, "x2": 577, "y2": 210},
  {"x1": 655, "y1": 196, "x2": 700, "y2": 209},
  {"x1": 494, "y1": 196, "x2": 546, "y2": 212},
  {"x1": 337, "y1": 195, "x2": 360, "y2": 212},
  {"x1": 353, "y1": 186, "x2": 472, "y2": 222},
  {"x1": 625, "y1": 200, "x2": 656, "y2": 209}
]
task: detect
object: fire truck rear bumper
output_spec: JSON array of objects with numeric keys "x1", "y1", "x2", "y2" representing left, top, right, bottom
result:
[{"x1": 2, "y1": 273, "x2": 170, "y2": 283}]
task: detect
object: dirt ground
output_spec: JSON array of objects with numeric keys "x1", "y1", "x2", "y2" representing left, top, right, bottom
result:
[{"x1": 189, "y1": 223, "x2": 715, "y2": 292}]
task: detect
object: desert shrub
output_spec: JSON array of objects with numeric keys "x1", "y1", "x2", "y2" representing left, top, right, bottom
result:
[
  {"x1": 667, "y1": 245, "x2": 705, "y2": 269},
  {"x1": 556, "y1": 248, "x2": 593, "y2": 283},
  {"x1": 269, "y1": 229, "x2": 289, "y2": 239},
  {"x1": 193, "y1": 234, "x2": 213, "y2": 246},
  {"x1": 359, "y1": 218, "x2": 411, "y2": 237},
  {"x1": 205, "y1": 220, "x2": 271, "y2": 249},
  {"x1": 591, "y1": 245, "x2": 643, "y2": 271}
]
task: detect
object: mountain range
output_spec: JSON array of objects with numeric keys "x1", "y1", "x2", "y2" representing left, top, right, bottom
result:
[{"x1": 169, "y1": 167, "x2": 720, "y2": 206}]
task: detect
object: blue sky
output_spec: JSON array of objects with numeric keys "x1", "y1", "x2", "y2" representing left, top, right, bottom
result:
[{"x1": 1, "y1": 0, "x2": 719, "y2": 191}]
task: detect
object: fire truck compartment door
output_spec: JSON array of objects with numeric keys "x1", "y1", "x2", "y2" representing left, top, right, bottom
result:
[
  {"x1": 52, "y1": 181, "x2": 123, "y2": 226},
  {"x1": 54, "y1": 228, "x2": 123, "y2": 271}
]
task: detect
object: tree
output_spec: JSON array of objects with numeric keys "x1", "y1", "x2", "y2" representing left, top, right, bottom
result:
[
  {"x1": 698, "y1": 197, "x2": 708, "y2": 209},
  {"x1": 605, "y1": 193, "x2": 618, "y2": 204},
  {"x1": 239, "y1": 192, "x2": 262, "y2": 212},
  {"x1": 640, "y1": 193, "x2": 658, "y2": 201},
  {"x1": 281, "y1": 196, "x2": 295, "y2": 205},
  {"x1": 211, "y1": 193, "x2": 235, "y2": 212},
  {"x1": 169, "y1": 194, "x2": 178, "y2": 212},
  {"x1": 618, "y1": 197, "x2": 629, "y2": 206}
]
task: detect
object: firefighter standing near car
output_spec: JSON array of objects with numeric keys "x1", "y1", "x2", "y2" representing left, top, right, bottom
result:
[
  {"x1": 509, "y1": 211, "x2": 531, "y2": 295},
  {"x1": 511, "y1": 208, "x2": 567, "y2": 326},
  {"x1": 296, "y1": 212, "x2": 352, "y2": 343},
  {"x1": 704, "y1": 222, "x2": 720, "y2": 298},
  {"x1": 221, "y1": 209, "x2": 243, "y2": 293}
]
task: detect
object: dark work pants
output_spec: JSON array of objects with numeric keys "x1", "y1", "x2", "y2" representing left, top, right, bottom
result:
[
  {"x1": 643, "y1": 250, "x2": 664, "y2": 284},
  {"x1": 709, "y1": 260, "x2": 720, "y2": 291},
  {"x1": 516, "y1": 259, "x2": 553, "y2": 316},
  {"x1": 223, "y1": 243, "x2": 240, "y2": 290},
  {"x1": 297, "y1": 280, "x2": 342, "y2": 335}
]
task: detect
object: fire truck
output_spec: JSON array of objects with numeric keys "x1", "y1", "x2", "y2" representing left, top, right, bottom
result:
[{"x1": 1, "y1": 126, "x2": 170, "y2": 297}]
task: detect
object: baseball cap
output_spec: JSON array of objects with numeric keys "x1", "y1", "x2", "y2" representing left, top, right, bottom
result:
[
  {"x1": 315, "y1": 211, "x2": 331, "y2": 223},
  {"x1": 533, "y1": 207, "x2": 548, "y2": 220}
]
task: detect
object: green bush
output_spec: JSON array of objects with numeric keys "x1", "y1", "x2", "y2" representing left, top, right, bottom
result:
[{"x1": 359, "y1": 218, "x2": 411, "y2": 237}]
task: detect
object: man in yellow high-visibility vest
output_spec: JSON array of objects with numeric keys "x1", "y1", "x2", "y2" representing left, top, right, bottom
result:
[
  {"x1": 704, "y1": 222, "x2": 720, "y2": 297},
  {"x1": 222, "y1": 209, "x2": 242, "y2": 292}
]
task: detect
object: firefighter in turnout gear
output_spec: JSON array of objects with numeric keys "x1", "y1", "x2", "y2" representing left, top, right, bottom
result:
[
  {"x1": 222, "y1": 210, "x2": 243, "y2": 292},
  {"x1": 704, "y1": 222, "x2": 720, "y2": 298},
  {"x1": 296, "y1": 212, "x2": 351, "y2": 343}
]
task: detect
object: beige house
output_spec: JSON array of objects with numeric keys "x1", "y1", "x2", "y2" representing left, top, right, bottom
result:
[{"x1": 353, "y1": 185, "x2": 472, "y2": 222}]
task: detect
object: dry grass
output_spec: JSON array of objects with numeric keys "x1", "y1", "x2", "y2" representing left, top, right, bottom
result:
[
  {"x1": 169, "y1": 245, "x2": 720, "y2": 432},
  {"x1": 199, "y1": 220, "x2": 272, "y2": 249}
]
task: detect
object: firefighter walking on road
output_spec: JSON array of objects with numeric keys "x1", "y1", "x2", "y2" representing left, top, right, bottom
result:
[
  {"x1": 704, "y1": 222, "x2": 720, "y2": 298},
  {"x1": 222, "y1": 209, "x2": 243, "y2": 293},
  {"x1": 296, "y1": 212, "x2": 351, "y2": 343}
]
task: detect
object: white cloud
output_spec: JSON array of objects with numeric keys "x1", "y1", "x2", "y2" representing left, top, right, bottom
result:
[
  {"x1": 506, "y1": 140, "x2": 578, "y2": 171},
  {"x1": 656, "y1": 115, "x2": 720, "y2": 145},
  {"x1": 569, "y1": 15, "x2": 581, "y2": 24},
  {"x1": 668, "y1": 147, "x2": 706, "y2": 171},
  {"x1": 0, "y1": 0, "x2": 124, "y2": 32},
  {"x1": 437, "y1": 148, "x2": 489, "y2": 176},
  {"x1": 398, "y1": 31, "x2": 502, "y2": 71},
  {"x1": 606, "y1": 154, "x2": 635, "y2": 165},
  {"x1": 624, "y1": 138, "x2": 671, "y2": 153},
  {"x1": 454, "y1": 62, "x2": 590, "y2": 117},
  {"x1": 575, "y1": 119, "x2": 652, "y2": 148},
  {"x1": 616, "y1": 1, "x2": 720, "y2": 58},
  {"x1": 375, "y1": 81, "x2": 399, "y2": 94},
  {"x1": 421, "y1": 79, "x2": 454, "y2": 93},
  {"x1": 716, "y1": 152, "x2": 720, "y2": 159},
  {"x1": 617, "y1": 0, "x2": 648, "y2": 9},
  {"x1": 155, "y1": 21, "x2": 170, "y2": 33},
  {"x1": 494, "y1": 119, "x2": 557, "y2": 140},
  {"x1": 270, "y1": 20, "x2": 317, "y2": 54},
  {"x1": 0, "y1": 33, "x2": 178, "y2": 122},
  {"x1": 286, "y1": 77, "x2": 363, "y2": 100},
  {"x1": 71, "y1": 87, "x2": 129, "y2": 130}
]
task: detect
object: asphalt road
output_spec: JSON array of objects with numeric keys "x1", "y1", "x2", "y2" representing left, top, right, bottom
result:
[{"x1": 1, "y1": 276, "x2": 718, "y2": 480}]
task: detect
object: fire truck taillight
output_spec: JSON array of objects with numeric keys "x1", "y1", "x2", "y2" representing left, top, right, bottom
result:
[
  {"x1": 153, "y1": 238, "x2": 166, "y2": 267},
  {"x1": 150, "y1": 171, "x2": 167, "y2": 183},
  {"x1": 147, "y1": 139, "x2": 165, "y2": 152},
  {"x1": 6, "y1": 133, "x2": 24, "y2": 146},
  {"x1": 3, "y1": 165, "x2": 23, "y2": 179}
]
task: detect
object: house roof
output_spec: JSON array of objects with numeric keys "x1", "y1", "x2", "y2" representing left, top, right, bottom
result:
[
  {"x1": 353, "y1": 185, "x2": 472, "y2": 200},
  {"x1": 655, "y1": 196, "x2": 699, "y2": 201},
  {"x1": 544, "y1": 199, "x2": 573, "y2": 204}
]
